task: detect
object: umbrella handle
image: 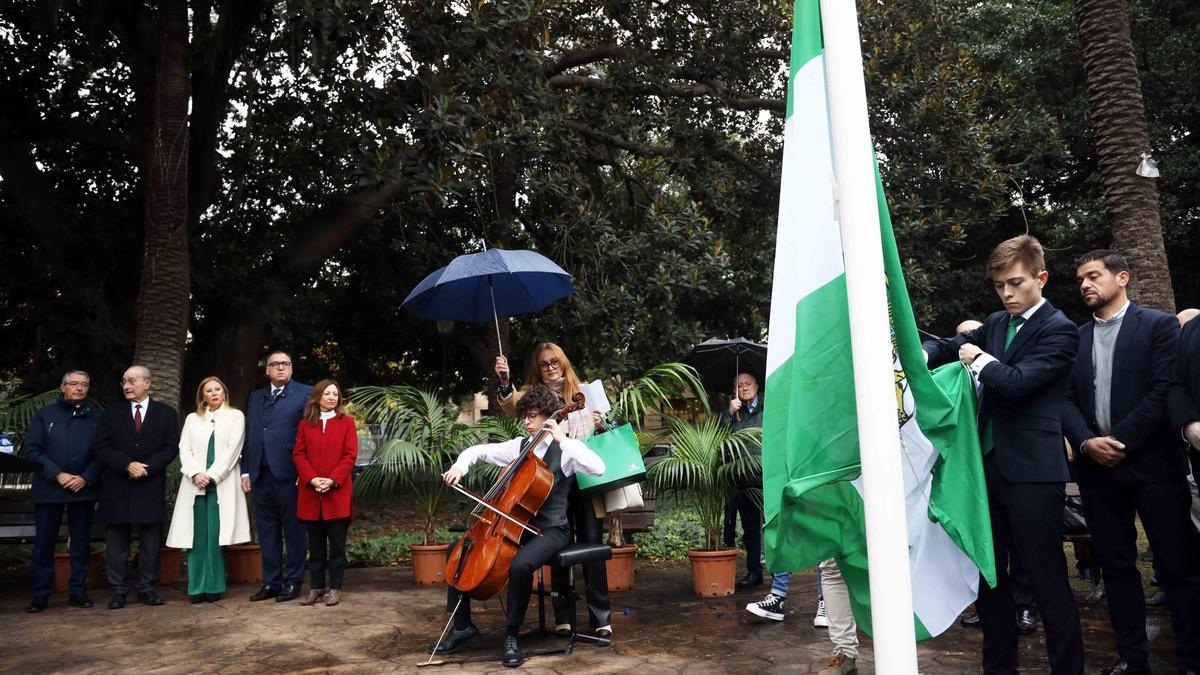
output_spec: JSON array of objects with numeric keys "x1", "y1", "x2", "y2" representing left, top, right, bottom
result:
[{"x1": 489, "y1": 276, "x2": 505, "y2": 361}]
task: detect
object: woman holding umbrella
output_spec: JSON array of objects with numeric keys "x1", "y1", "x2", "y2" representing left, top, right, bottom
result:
[{"x1": 494, "y1": 341, "x2": 613, "y2": 640}]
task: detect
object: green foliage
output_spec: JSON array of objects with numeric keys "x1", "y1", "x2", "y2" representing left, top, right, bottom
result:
[
  {"x1": 607, "y1": 362, "x2": 709, "y2": 429},
  {"x1": 0, "y1": 387, "x2": 61, "y2": 447},
  {"x1": 350, "y1": 386, "x2": 484, "y2": 544},
  {"x1": 346, "y1": 527, "x2": 454, "y2": 567},
  {"x1": 633, "y1": 503, "x2": 705, "y2": 561},
  {"x1": 647, "y1": 417, "x2": 761, "y2": 551}
]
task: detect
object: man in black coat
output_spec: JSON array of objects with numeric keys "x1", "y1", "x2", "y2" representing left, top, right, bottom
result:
[
  {"x1": 1170, "y1": 308, "x2": 1200, "y2": 533},
  {"x1": 21, "y1": 370, "x2": 103, "y2": 612},
  {"x1": 94, "y1": 365, "x2": 180, "y2": 609},
  {"x1": 1062, "y1": 250, "x2": 1200, "y2": 675},
  {"x1": 924, "y1": 235, "x2": 1083, "y2": 674}
]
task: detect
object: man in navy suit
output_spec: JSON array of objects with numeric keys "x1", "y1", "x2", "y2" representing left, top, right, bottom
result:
[
  {"x1": 1063, "y1": 250, "x2": 1200, "y2": 674},
  {"x1": 924, "y1": 235, "x2": 1083, "y2": 674},
  {"x1": 242, "y1": 351, "x2": 312, "y2": 602}
]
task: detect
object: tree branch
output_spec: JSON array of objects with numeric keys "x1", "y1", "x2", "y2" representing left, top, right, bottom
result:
[
  {"x1": 563, "y1": 120, "x2": 670, "y2": 157},
  {"x1": 543, "y1": 44, "x2": 630, "y2": 78}
]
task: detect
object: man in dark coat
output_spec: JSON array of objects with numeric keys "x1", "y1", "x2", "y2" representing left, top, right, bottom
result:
[
  {"x1": 720, "y1": 372, "x2": 765, "y2": 587},
  {"x1": 94, "y1": 365, "x2": 180, "y2": 609},
  {"x1": 1170, "y1": 308, "x2": 1200, "y2": 534},
  {"x1": 923, "y1": 235, "x2": 1083, "y2": 674},
  {"x1": 241, "y1": 351, "x2": 311, "y2": 602},
  {"x1": 21, "y1": 370, "x2": 103, "y2": 612},
  {"x1": 1062, "y1": 250, "x2": 1200, "y2": 675}
]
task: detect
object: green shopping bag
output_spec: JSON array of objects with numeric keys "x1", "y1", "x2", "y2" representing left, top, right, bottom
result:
[{"x1": 576, "y1": 423, "x2": 646, "y2": 494}]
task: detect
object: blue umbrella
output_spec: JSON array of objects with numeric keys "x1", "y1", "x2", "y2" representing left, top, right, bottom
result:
[{"x1": 402, "y1": 248, "x2": 575, "y2": 355}]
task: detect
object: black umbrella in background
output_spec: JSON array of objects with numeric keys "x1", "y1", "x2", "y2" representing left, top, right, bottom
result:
[{"x1": 685, "y1": 337, "x2": 768, "y2": 397}]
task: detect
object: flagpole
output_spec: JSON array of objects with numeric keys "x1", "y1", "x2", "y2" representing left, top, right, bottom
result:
[{"x1": 819, "y1": 0, "x2": 918, "y2": 671}]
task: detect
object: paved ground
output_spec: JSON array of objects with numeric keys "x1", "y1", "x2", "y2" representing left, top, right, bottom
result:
[{"x1": 0, "y1": 562, "x2": 1181, "y2": 673}]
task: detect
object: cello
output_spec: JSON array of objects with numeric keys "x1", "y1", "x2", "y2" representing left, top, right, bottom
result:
[{"x1": 442, "y1": 393, "x2": 586, "y2": 601}]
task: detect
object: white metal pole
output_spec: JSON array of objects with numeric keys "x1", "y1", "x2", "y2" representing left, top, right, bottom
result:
[{"x1": 819, "y1": 1, "x2": 918, "y2": 671}]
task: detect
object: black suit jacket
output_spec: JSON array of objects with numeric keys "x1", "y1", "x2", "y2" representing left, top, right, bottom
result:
[
  {"x1": 925, "y1": 300, "x2": 1079, "y2": 483},
  {"x1": 1170, "y1": 317, "x2": 1200, "y2": 432},
  {"x1": 1063, "y1": 303, "x2": 1189, "y2": 485},
  {"x1": 94, "y1": 399, "x2": 181, "y2": 524}
]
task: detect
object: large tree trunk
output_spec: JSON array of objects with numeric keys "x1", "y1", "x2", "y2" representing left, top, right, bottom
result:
[
  {"x1": 133, "y1": 0, "x2": 191, "y2": 411},
  {"x1": 1075, "y1": 0, "x2": 1175, "y2": 313}
]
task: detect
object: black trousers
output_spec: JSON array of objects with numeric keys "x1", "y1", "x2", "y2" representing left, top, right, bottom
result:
[
  {"x1": 105, "y1": 522, "x2": 162, "y2": 595},
  {"x1": 305, "y1": 518, "x2": 349, "y2": 590},
  {"x1": 977, "y1": 456, "x2": 1083, "y2": 674},
  {"x1": 450, "y1": 526, "x2": 573, "y2": 636},
  {"x1": 253, "y1": 469, "x2": 307, "y2": 589},
  {"x1": 32, "y1": 501, "x2": 94, "y2": 598},
  {"x1": 1081, "y1": 474, "x2": 1200, "y2": 670},
  {"x1": 552, "y1": 488, "x2": 612, "y2": 629},
  {"x1": 723, "y1": 489, "x2": 762, "y2": 576}
]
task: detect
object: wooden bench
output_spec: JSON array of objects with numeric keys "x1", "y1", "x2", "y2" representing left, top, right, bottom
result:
[{"x1": 0, "y1": 501, "x2": 106, "y2": 546}]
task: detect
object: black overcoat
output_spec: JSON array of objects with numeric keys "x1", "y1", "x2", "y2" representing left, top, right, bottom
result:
[{"x1": 94, "y1": 398, "x2": 181, "y2": 524}]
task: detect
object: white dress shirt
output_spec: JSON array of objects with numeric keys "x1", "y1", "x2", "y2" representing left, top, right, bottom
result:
[
  {"x1": 130, "y1": 396, "x2": 151, "y2": 420},
  {"x1": 452, "y1": 434, "x2": 605, "y2": 478}
]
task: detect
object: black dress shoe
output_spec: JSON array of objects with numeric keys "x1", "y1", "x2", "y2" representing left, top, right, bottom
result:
[
  {"x1": 736, "y1": 573, "x2": 764, "y2": 588},
  {"x1": 249, "y1": 586, "x2": 278, "y2": 601},
  {"x1": 26, "y1": 596, "x2": 49, "y2": 613},
  {"x1": 108, "y1": 593, "x2": 127, "y2": 610},
  {"x1": 595, "y1": 627, "x2": 613, "y2": 639},
  {"x1": 138, "y1": 590, "x2": 165, "y2": 606},
  {"x1": 502, "y1": 635, "x2": 523, "y2": 668},
  {"x1": 1016, "y1": 607, "x2": 1038, "y2": 635},
  {"x1": 1100, "y1": 659, "x2": 1150, "y2": 675},
  {"x1": 206, "y1": 593, "x2": 221, "y2": 603},
  {"x1": 959, "y1": 612, "x2": 980, "y2": 628},
  {"x1": 275, "y1": 583, "x2": 300, "y2": 602},
  {"x1": 433, "y1": 624, "x2": 480, "y2": 654},
  {"x1": 190, "y1": 594, "x2": 206, "y2": 604},
  {"x1": 68, "y1": 594, "x2": 94, "y2": 608}
]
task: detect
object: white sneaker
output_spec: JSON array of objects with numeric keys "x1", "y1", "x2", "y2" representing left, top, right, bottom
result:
[
  {"x1": 813, "y1": 599, "x2": 829, "y2": 627},
  {"x1": 745, "y1": 593, "x2": 786, "y2": 621}
]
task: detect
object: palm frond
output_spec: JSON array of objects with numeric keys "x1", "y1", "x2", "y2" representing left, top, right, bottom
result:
[
  {"x1": 609, "y1": 362, "x2": 708, "y2": 427},
  {"x1": 0, "y1": 389, "x2": 65, "y2": 446}
]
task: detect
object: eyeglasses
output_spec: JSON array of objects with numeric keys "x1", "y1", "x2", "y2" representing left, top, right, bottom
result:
[
  {"x1": 267, "y1": 361, "x2": 292, "y2": 368},
  {"x1": 64, "y1": 381, "x2": 89, "y2": 388},
  {"x1": 537, "y1": 358, "x2": 561, "y2": 371},
  {"x1": 521, "y1": 412, "x2": 547, "y2": 422}
]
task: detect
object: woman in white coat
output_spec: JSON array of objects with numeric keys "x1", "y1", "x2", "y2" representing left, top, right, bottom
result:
[{"x1": 166, "y1": 376, "x2": 251, "y2": 602}]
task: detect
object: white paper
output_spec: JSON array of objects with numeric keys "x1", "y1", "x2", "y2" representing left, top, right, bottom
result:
[{"x1": 578, "y1": 379, "x2": 611, "y2": 414}]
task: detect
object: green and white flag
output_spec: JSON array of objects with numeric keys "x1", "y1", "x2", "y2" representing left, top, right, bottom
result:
[{"x1": 762, "y1": 0, "x2": 996, "y2": 639}]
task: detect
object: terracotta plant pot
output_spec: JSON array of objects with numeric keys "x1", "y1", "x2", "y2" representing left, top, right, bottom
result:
[
  {"x1": 53, "y1": 549, "x2": 105, "y2": 592},
  {"x1": 226, "y1": 544, "x2": 262, "y2": 584},
  {"x1": 159, "y1": 547, "x2": 183, "y2": 586},
  {"x1": 687, "y1": 548, "x2": 738, "y2": 597},
  {"x1": 411, "y1": 543, "x2": 451, "y2": 586},
  {"x1": 605, "y1": 544, "x2": 637, "y2": 592}
]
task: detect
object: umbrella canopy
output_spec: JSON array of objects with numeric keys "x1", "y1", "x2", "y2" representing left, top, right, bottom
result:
[
  {"x1": 402, "y1": 248, "x2": 574, "y2": 324},
  {"x1": 685, "y1": 337, "x2": 767, "y2": 394}
]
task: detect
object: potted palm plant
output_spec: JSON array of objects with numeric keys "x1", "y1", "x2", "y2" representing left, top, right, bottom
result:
[
  {"x1": 351, "y1": 386, "x2": 483, "y2": 586},
  {"x1": 647, "y1": 416, "x2": 761, "y2": 597},
  {"x1": 601, "y1": 362, "x2": 706, "y2": 591}
]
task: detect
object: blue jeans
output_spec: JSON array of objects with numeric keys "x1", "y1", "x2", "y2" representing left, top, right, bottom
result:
[
  {"x1": 32, "y1": 501, "x2": 94, "y2": 598},
  {"x1": 768, "y1": 568, "x2": 823, "y2": 599}
]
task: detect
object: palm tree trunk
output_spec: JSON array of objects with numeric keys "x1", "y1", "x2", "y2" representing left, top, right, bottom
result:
[
  {"x1": 133, "y1": 0, "x2": 191, "y2": 411},
  {"x1": 1074, "y1": 0, "x2": 1175, "y2": 312}
]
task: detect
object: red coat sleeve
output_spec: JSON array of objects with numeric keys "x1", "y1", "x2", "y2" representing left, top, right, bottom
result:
[
  {"x1": 293, "y1": 423, "x2": 317, "y2": 487},
  {"x1": 330, "y1": 417, "x2": 359, "y2": 488}
]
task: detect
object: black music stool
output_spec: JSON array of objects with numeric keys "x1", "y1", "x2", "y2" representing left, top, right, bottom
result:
[{"x1": 534, "y1": 542, "x2": 614, "y2": 653}]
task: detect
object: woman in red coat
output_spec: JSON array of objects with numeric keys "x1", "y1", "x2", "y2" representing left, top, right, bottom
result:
[{"x1": 292, "y1": 379, "x2": 358, "y2": 606}]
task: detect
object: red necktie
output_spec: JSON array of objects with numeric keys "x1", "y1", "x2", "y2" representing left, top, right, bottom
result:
[{"x1": 134, "y1": 404, "x2": 143, "y2": 433}]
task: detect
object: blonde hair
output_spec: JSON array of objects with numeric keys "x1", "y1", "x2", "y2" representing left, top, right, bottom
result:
[
  {"x1": 522, "y1": 342, "x2": 582, "y2": 404},
  {"x1": 195, "y1": 376, "x2": 234, "y2": 416}
]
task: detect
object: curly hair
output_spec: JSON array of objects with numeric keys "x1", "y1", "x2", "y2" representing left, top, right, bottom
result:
[{"x1": 516, "y1": 385, "x2": 561, "y2": 420}]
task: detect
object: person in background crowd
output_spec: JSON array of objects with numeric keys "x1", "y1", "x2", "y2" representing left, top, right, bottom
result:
[
  {"x1": 1174, "y1": 307, "x2": 1200, "y2": 535},
  {"x1": 745, "y1": 568, "x2": 828, "y2": 627},
  {"x1": 1062, "y1": 250, "x2": 1200, "y2": 675},
  {"x1": 242, "y1": 351, "x2": 312, "y2": 603},
  {"x1": 94, "y1": 365, "x2": 180, "y2": 610},
  {"x1": 22, "y1": 370, "x2": 102, "y2": 613},
  {"x1": 923, "y1": 235, "x2": 1083, "y2": 674},
  {"x1": 720, "y1": 372, "x2": 764, "y2": 588},
  {"x1": 166, "y1": 376, "x2": 251, "y2": 603},
  {"x1": 494, "y1": 342, "x2": 583, "y2": 417},
  {"x1": 293, "y1": 379, "x2": 358, "y2": 607},
  {"x1": 815, "y1": 559, "x2": 859, "y2": 675}
]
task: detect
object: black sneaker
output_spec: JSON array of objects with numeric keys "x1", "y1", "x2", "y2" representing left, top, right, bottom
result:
[{"x1": 745, "y1": 593, "x2": 786, "y2": 621}]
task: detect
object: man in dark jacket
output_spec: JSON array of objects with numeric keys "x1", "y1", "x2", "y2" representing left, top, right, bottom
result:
[
  {"x1": 720, "y1": 372, "x2": 765, "y2": 587},
  {"x1": 21, "y1": 370, "x2": 103, "y2": 613},
  {"x1": 241, "y1": 351, "x2": 312, "y2": 602},
  {"x1": 94, "y1": 365, "x2": 180, "y2": 609},
  {"x1": 1062, "y1": 250, "x2": 1200, "y2": 675}
]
